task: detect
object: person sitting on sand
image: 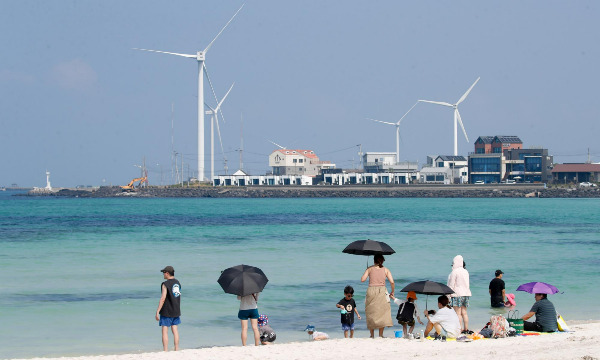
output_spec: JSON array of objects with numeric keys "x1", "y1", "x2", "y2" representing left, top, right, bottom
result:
[
  {"x1": 521, "y1": 293, "x2": 558, "y2": 332},
  {"x1": 305, "y1": 325, "x2": 329, "y2": 340},
  {"x1": 423, "y1": 295, "x2": 461, "y2": 339},
  {"x1": 257, "y1": 314, "x2": 276, "y2": 345}
]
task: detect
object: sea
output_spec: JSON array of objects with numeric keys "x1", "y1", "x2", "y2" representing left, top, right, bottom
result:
[{"x1": 1, "y1": 191, "x2": 599, "y2": 359}]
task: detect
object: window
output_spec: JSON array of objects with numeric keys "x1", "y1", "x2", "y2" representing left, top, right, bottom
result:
[
  {"x1": 299, "y1": 159, "x2": 303, "y2": 163},
  {"x1": 426, "y1": 175, "x2": 436, "y2": 181},
  {"x1": 435, "y1": 175, "x2": 445, "y2": 181},
  {"x1": 437, "y1": 162, "x2": 444, "y2": 167},
  {"x1": 293, "y1": 159, "x2": 297, "y2": 163},
  {"x1": 525, "y1": 157, "x2": 542, "y2": 172},
  {"x1": 470, "y1": 157, "x2": 501, "y2": 172},
  {"x1": 476, "y1": 148, "x2": 485, "y2": 154},
  {"x1": 493, "y1": 147, "x2": 502, "y2": 153}
]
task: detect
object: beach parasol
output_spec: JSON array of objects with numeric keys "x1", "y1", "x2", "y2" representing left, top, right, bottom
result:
[
  {"x1": 342, "y1": 239, "x2": 395, "y2": 267},
  {"x1": 400, "y1": 280, "x2": 454, "y2": 309},
  {"x1": 217, "y1": 264, "x2": 269, "y2": 297},
  {"x1": 516, "y1": 281, "x2": 559, "y2": 295}
]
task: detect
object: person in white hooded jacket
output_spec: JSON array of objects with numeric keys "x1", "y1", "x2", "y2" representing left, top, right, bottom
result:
[{"x1": 447, "y1": 255, "x2": 472, "y2": 334}]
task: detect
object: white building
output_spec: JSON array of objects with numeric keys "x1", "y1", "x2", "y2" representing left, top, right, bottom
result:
[
  {"x1": 269, "y1": 149, "x2": 334, "y2": 176},
  {"x1": 423, "y1": 155, "x2": 469, "y2": 184}
]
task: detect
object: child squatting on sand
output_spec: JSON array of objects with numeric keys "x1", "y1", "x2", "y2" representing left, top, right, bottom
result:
[
  {"x1": 305, "y1": 325, "x2": 329, "y2": 340},
  {"x1": 336, "y1": 285, "x2": 362, "y2": 338}
]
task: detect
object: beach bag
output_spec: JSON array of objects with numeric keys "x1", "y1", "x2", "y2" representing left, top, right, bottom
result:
[
  {"x1": 490, "y1": 315, "x2": 508, "y2": 338},
  {"x1": 396, "y1": 302, "x2": 415, "y2": 323},
  {"x1": 507, "y1": 310, "x2": 524, "y2": 335},
  {"x1": 557, "y1": 314, "x2": 569, "y2": 332}
]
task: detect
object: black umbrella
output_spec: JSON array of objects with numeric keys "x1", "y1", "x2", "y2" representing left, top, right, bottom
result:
[
  {"x1": 343, "y1": 239, "x2": 395, "y2": 267},
  {"x1": 217, "y1": 264, "x2": 269, "y2": 297},
  {"x1": 400, "y1": 280, "x2": 454, "y2": 309}
]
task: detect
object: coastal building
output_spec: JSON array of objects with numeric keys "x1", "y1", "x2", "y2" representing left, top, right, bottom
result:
[
  {"x1": 322, "y1": 172, "x2": 417, "y2": 185},
  {"x1": 551, "y1": 163, "x2": 600, "y2": 183},
  {"x1": 362, "y1": 152, "x2": 418, "y2": 184},
  {"x1": 213, "y1": 172, "x2": 313, "y2": 186},
  {"x1": 269, "y1": 149, "x2": 334, "y2": 176},
  {"x1": 422, "y1": 155, "x2": 468, "y2": 184},
  {"x1": 468, "y1": 146, "x2": 553, "y2": 183},
  {"x1": 474, "y1": 136, "x2": 523, "y2": 154}
]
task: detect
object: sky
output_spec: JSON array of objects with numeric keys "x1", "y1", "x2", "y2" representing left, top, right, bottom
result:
[{"x1": 1, "y1": 1, "x2": 599, "y2": 187}]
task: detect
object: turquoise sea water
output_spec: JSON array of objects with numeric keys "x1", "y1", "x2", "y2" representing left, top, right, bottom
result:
[{"x1": 1, "y1": 191, "x2": 599, "y2": 358}]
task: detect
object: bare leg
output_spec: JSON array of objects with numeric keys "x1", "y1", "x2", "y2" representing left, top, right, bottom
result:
[
  {"x1": 378, "y1": 327, "x2": 384, "y2": 337},
  {"x1": 250, "y1": 318, "x2": 260, "y2": 346},
  {"x1": 240, "y1": 319, "x2": 248, "y2": 346},
  {"x1": 408, "y1": 323, "x2": 415, "y2": 334},
  {"x1": 403, "y1": 324, "x2": 408, "y2": 337},
  {"x1": 424, "y1": 321, "x2": 434, "y2": 337},
  {"x1": 453, "y1": 306, "x2": 464, "y2": 331},
  {"x1": 433, "y1": 323, "x2": 443, "y2": 335},
  {"x1": 350, "y1": 329, "x2": 354, "y2": 338},
  {"x1": 344, "y1": 330, "x2": 348, "y2": 338},
  {"x1": 161, "y1": 326, "x2": 169, "y2": 351},
  {"x1": 171, "y1": 325, "x2": 179, "y2": 351},
  {"x1": 369, "y1": 329, "x2": 374, "y2": 338},
  {"x1": 461, "y1": 306, "x2": 469, "y2": 331}
]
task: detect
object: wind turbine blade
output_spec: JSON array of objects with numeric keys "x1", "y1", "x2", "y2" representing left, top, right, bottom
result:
[
  {"x1": 215, "y1": 112, "x2": 226, "y2": 162},
  {"x1": 132, "y1": 48, "x2": 196, "y2": 58},
  {"x1": 268, "y1": 140, "x2": 286, "y2": 149},
  {"x1": 367, "y1": 118, "x2": 395, "y2": 126},
  {"x1": 204, "y1": 4, "x2": 245, "y2": 53},
  {"x1": 418, "y1": 100, "x2": 454, "y2": 107},
  {"x1": 397, "y1": 101, "x2": 419, "y2": 125},
  {"x1": 456, "y1": 109, "x2": 469, "y2": 143},
  {"x1": 457, "y1": 77, "x2": 481, "y2": 105},
  {"x1": 203, "y1": 63, "x2": 226, "y2": 123},
  {"x1": 216, "y1": 83, "x2": 235, "y2": 111},
  {"x1": 204, "y1": 102, "x2": 216, "y2": 112}
]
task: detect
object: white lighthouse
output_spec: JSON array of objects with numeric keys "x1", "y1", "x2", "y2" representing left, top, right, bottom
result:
[{"x1": 45, "y1": 171, "x2": 52, "y2": 190}]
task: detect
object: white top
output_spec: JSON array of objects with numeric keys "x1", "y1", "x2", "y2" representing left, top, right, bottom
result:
[
  {"x1": 447, "y1": 255, "x2": 472, "y2": 297},
  {"x1": 428, "y1": 307, "x2": 461, "y2": 338},
  {"x1": 310, "y1": 331, "x2": 329, "y2": 340},
  {"x1": 237, "y1": 293, "x2": 259, "y2": 310}
]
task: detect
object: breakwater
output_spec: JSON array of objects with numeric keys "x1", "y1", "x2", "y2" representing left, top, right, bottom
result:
[{"x1": 33, "y1": 184, "x2": 600, "y2": 198}]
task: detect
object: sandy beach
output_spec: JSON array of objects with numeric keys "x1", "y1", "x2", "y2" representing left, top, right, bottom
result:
[{"x1": 18, "y1": 322, "x2": 599, "y2": 360}]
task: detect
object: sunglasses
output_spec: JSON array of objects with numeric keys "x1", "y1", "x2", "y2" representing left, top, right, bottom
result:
[{"x1": 345, "y1": 294, "x2": 353, "y2": 297}]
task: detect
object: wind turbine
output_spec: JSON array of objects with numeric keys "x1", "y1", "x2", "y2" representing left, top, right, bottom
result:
[
  {"x1": 419, "y1": 77, "x2": 480, "y2": 156},
  {"x1": 268, "y1": 140, "x2": 287, "y2": 150},
  {"x1": 205, "y1": 83, "x2": 234, "y2": 181},
  {"x1": 368, "y1": 101, "x2": 418, "y2": 164},
  {"x1": 134, "y1": 4, "x2": 244, "y2": 181}
]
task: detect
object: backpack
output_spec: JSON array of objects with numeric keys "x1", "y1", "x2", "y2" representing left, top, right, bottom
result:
[
  {"x1": 490, "y1": 315, "x2": 509, "y2": 338},
  {"x1": 396, "y1": 301, "x2": 415, "y2": 322}
]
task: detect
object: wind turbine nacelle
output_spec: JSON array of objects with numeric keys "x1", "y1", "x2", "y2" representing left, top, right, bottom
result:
[{"x1": 196, "y1": 51, "x2": 205, "y2": 61}]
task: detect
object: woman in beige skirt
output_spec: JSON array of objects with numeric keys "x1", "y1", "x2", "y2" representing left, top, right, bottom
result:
[{"x1": 361, "y1": 254, "x2": 395, "y2": 338}]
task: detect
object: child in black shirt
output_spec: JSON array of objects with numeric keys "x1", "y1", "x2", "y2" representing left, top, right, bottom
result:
[{"x1": 336, "y1": 285, "x2": 362, "y2": 338}]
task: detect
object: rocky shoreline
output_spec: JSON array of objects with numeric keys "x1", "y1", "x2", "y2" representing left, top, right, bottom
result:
[{"x1": 30, "y1": 184, "x2": 600, "y2": 198}]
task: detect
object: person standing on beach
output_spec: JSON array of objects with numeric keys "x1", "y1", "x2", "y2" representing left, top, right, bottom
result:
[
  {"x1": 156, "y1": 266, "x2": 181, "y2": 351},
  {"x1": 489, "y1": 269, "x2": 506, "y2": 307},
  {"x1": 336, "y1": 285, "x2": 362, "y2": 338},
  {"x1": 361, "y1": 254, "x2": 394, "y2": 338},
  {"x1": 447, "y1": 255, "x2": 472, "y2": 334},
  {"x1": 237, "y1": 292, "x2": 261, "y2": 346}
]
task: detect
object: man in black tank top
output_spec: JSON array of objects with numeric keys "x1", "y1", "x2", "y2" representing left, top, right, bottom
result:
[{"x1": 156, "y1": 266, "x2": 181, "y2": 351}]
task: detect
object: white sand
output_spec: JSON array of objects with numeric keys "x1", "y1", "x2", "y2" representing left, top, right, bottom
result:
[{"x1": 19, "y1": 322, "x2": 600, "y2": 360}]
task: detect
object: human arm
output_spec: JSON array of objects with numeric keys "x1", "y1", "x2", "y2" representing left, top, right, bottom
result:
[
  {"x1": 361, "y1": 267, "x2": 371, "y2": 282},
  {"x1": 385, "y1": 268, "x2": 395, "y2": 296},
  {"x1": 354, "y1": 307, "x2": 361, "y2": 320},
  {"x1": 414, "y1": 303, "x2": 424, "y2": 324},
  {"x1": 155, "y1": 284, "x2": 167, "y2": 321},
  {"x1": 522, "y1": 311, "x2": 535, "y2": 321},
  {"x1": 502, "y1": 289, "x2": 506, "y2": 302}
]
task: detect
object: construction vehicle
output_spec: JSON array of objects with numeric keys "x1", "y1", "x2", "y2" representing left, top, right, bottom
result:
[{"x1": 121, "y1": 176, "x2": 147, "y2": 191}]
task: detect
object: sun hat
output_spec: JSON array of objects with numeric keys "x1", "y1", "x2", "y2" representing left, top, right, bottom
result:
[
  {"x1": 304, "y1": 324, "x2": 315, "y2": 332},
  {"x1": 407, "y1": 291, "x2": 418, "y2": 300},
  {"x1": 258, "y1": 314, "x2": 268, "y2": 327},
  {"x1": 161, "y1": 266, "x2": 175, "y2": 274}
]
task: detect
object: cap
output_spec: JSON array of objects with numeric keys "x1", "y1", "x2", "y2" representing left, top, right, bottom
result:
[
  {"x1": 407, "y1": 291, "x2": 418, "y2": 300},
  {"x1": 161, "y1": 266, "x2": 175, "y2": 274},
  {"x1": 258, "y1": 314, "x2": 268, "y2": 327},
  {"x1": 495, "y1": 269, "x2": 503, "y2": 276},
  {"x1": 304, "y1": 324, "x2": 315, "y2": 332}
]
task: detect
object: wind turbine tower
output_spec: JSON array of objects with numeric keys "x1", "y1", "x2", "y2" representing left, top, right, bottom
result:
[
  {"x1": 134, "y1": 4, "x2": 244, "y2": 181},
  {"x1": 419, "y1": 77, "x2": 480, "y2": 156},
  {"x1": 205, "y1": 83, "x2": 234, "y2": 181}
]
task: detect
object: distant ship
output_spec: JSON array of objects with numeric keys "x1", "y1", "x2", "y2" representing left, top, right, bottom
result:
[{"x1": 0, "y1": 187, "x2": 6, "y2": 191}]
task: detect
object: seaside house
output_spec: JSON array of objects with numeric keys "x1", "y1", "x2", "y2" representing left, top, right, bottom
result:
[
  {"x1": 269, "y1": 149, "x2": 334, "y2": 177},
  {"x1": 551, "y1": 163, "x2": 600, "y2": 184}
]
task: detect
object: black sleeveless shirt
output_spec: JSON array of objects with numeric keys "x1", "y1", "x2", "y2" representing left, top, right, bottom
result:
[{"x1": 160, "y1": 278, "x2": 181, "y2": 317}]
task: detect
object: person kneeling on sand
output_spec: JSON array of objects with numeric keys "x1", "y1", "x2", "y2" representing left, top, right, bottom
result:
[
  {"x1": 423, "y1": 295, "x2": 461, "y2": 339},
  {"x1": 258, "y1": 314, "x2": 276, "y2": 345},
  {"x1": 305, "y1": 325, "x2": 329, "y2": 340}
]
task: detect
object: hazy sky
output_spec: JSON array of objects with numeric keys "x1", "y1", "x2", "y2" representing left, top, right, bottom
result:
[{"x1": 1, "y1": 1, "x2": 599, "y2": 187}]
